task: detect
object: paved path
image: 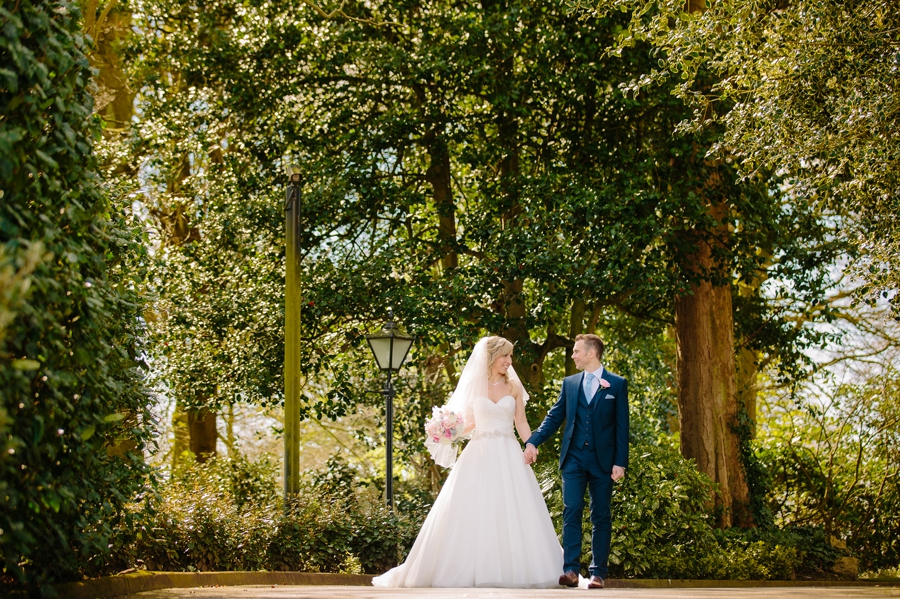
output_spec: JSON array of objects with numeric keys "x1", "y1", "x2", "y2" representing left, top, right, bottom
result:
[{"x1": 124, "y1": 584, "x2": 900, "y2": 599}]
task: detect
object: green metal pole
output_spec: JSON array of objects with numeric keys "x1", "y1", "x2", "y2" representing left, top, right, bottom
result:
[{"x1": 284, "y1": 181, "x2": 302, "y2": 497}]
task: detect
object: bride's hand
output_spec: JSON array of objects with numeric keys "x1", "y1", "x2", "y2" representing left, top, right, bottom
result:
[{"x1": 523, "y1": 443, "x2": 538, "y2": 465}]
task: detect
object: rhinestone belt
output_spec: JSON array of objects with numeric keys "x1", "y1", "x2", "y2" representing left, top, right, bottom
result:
[{"x1": 471, "y1": 429, "x2": 516, "y2": 441}]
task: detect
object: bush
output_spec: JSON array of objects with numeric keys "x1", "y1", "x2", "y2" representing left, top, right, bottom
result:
[
  {"x1": 538, "y1": 440, "x2": 833, "y2": 580},
  {"x1": 850, "y1": 478, "x2": 900, "y2": 573},
  {"x1": 114, "y1": 456, "x2": 420, "y2": 575},
  {"x1": 104, "y1": 447, "x2": 845, "y2": 581},
  {"x1": 1, "y1": 0, "x2": 152, "y2": 589},
  {"x1": 605, "y1": 442, "x2": 721, "y2": 578},
  {"x1": 757, "y1": 375, "x2": 900, "y2": 574},
  {"x1": 715, "y1": 526, "x2": 843, "y2": 580}
]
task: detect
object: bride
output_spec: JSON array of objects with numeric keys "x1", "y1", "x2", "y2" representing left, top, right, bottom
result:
[{"x1": 373, "y1": 336, "x2": 563, "y2": 588}]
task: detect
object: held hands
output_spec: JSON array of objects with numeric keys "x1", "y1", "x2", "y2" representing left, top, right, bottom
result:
[
  {"x1": 523, "y1": 443, "x2": 538, "y2": 465},
  {"x1": 522, "y1": 443, "x2": 622, "y2": 478}
]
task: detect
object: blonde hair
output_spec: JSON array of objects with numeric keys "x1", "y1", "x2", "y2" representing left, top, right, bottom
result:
[{"x1": 485, "y1": 336, "x2": 514, "y2": 383}]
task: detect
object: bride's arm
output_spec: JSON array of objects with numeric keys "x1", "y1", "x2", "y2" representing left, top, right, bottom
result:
[
  {"x1": 513, "y1": 382, "x2": 532, "y2": 443},
  {"x1": 463, "y1": 414, "x2": 476, "y2": 436},
  {"x1": 462, "y1": 399, "x2": 476, "y2": 436}
]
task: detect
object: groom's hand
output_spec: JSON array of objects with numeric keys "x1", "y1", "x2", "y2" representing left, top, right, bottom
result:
[
  {"x1": 523, "y1": 443, "x2": 538, "y2": 465},
  {"x1": 612, "y1": 465, "x2": 625, "y2": 481}
]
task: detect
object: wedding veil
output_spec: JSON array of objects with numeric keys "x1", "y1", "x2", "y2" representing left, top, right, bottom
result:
[{"x1": 427, "y1": 337, "x2": 529, "y2": 467}]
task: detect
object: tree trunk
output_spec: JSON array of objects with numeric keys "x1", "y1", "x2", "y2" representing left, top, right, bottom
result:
[
  {"x1": 565, "y1": 298, "x2": 587, "y2": 375},
  {"x1": 83, "y1": 2, "x2": 135, "y2": 134},
  {"x1": 675, "y1": 267, "x2": 730, "y2": 523},
  {"x1": 736, "y1": 346, "x2": 758, "y2": 437},
  {"x1": 188, "y1": 407, "x2": 218, "y2": 462},
  {"x1": 675, "y1": 200, "x2": 753, "y2": 528},
  {"x1": 712, "y1": 282, "x2": 753, "y2": 527},
  {"x1": 91, "y1": 9, "x2": 135, "y2": 131},
  {"x1": 684, "y1": 0, "x2": 707, "y2": 14},
  {"x1": 664, "y1": 325, "x2": 680, "y2": 434},
  {"x1": 734, "y1": 250, "x2": 771, "y2": 437},
  {"x1": 225, "y1": 403, "x2": 237, "y2": 455},
  {"x1": 171, "y1": 401, "x2": 189, "y2": 468},
  {"x1": 487, "y1": 19, "x2": 541, "y2": 387},
  {"x1": 426, "y1": 137, "x2": 457, "y2": 270},
  {"x1": 671, "y1": 0, "x2": 754, "y2": 529},
  {"x1": 440, "y1": 342, "x2": 459, "y2": 387}
]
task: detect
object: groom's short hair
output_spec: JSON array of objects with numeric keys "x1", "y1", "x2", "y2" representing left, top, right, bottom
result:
[{"x1": 575, "y1": 334, "x2": 604, "y2": 360}]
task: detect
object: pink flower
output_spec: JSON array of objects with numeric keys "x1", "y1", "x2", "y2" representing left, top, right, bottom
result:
[
  {"x1": 425, "y1": 408, "x2": 465, "y2": 453},
  {"x1": 599, "y1": 378, "x2": 610, "y2": 389}
]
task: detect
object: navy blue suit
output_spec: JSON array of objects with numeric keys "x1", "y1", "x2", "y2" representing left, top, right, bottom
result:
[{"x1": 526, "y1": 370, "x2": 629, "y2": 578}]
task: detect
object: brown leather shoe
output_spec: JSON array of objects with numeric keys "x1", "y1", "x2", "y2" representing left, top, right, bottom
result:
[
  {"x1": 558, "y1": 570, "x2": 578, "y2": 587},
  {"x1": 587, "y1": 575, "x2": 605, "y2": 589}
]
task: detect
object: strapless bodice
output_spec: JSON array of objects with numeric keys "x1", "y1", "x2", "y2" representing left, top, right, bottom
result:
[{"x1": 472, "y1": 395, "x2": 515, "y2": 437}]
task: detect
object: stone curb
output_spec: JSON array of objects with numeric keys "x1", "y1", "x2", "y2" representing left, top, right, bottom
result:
[
  {"x1": 52, "y1": 571, "x2": 373, "y2": 599},
  {"x1": 44, "y1": 571, "x2": 900, "y2": 598}
]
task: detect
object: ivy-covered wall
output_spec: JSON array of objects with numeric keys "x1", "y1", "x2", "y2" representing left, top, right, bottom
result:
[{"x1": 0, "y1": 0, "x2": 152, "y2": 588}]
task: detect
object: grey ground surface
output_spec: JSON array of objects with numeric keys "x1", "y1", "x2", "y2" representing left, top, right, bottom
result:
[{"x1": 123, "y1": 584, "x2": 900, "y2": 599}]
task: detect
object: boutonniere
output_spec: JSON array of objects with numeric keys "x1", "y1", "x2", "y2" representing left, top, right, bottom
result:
[{"x1": 599, "y1": 378, "x2": 610, "y2": 389}]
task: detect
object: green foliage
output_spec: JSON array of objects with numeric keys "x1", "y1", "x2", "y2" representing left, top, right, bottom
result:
[
  {"x1": 106, "y1": 448, "x2": 852, "y2": 581},
  {"x1": 309, "y1": 455, "x2": 360, "y2": 499},
  {"x1": 852, "y1": 477, "x2": 900, "y2": 573},
  {"x1": 598, "y1": 312, "x2": 679, "y2": 442},
  {"x1": 115, "y1": 456, "x2": 419, "y2": 575},
  {"x1": 123, "y1": 0, "x2": 840, "y2": 491},
  {"x1": 760, "y1": 368, "x2": 900, "y2": 572},
  {"x1": 0, "y1": 0, "x2": 890, "y2": 588},
  {"x1": 605, "y1": 442, "x2": 720, "y2": 578},
  {"x1": 585, "y1": 0, "x2": 900, "y2": 307},
  {"x1": 123, "y1": 0, "x2": 300, "y2": 415},
  {"x1": 0, "y1": 0, "x2": 152, "y2": 588},
  {"x1": 539, "y1": 440, "x2": 843, "y2": 579},
  {"x1": 735, "y1": 406, "x2": 775, "y2": 529}
]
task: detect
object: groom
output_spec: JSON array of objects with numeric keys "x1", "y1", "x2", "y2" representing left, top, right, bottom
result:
[{"x1": 524, "y1": 334, "x2": 629, "y2": 589}]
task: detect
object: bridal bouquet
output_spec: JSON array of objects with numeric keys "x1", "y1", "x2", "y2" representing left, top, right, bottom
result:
[{"x1": 424, "y1": 407, "x2": 466, "y2": 468}]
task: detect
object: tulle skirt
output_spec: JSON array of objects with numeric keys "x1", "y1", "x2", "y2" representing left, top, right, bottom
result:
[{"x1": 372, "y1": 432, "x2": 563, "y2": 588}]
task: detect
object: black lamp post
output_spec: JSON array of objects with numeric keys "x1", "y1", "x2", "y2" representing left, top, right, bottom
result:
[{"x1": 365, "y1": 309, "x2": 414, "y2": 509}]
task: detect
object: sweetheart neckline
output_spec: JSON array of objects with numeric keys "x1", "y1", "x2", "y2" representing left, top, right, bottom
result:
[{"x1": 478, "y1": 394, "x2": 514, "y2": 406}]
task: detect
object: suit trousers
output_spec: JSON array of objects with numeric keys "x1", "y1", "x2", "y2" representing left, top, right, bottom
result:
[{"x1": 560, "y1": 444, "x2": 613, "y2": 578}]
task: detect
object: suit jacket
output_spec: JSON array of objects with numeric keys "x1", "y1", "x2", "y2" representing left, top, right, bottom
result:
[{"x1": 526, "y1": 370, "x2": 629, "y2": 472}]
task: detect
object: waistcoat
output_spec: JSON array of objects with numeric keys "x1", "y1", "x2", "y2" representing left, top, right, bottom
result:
[{"x1": 570, "y1": 382, "x2": 601, "y2": 457}]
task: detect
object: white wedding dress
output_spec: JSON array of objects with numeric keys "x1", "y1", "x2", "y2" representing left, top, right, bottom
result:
[{"x1": 373, "y1": 395, "x2": 563, "y2": 588}]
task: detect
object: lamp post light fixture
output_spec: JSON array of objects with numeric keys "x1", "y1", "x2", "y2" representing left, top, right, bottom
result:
[
  {"x1": 283, "y1": 163, "x2": 303, "y2": 498},
  {"x1": 365, "y1": 309, "x2": 415, "y2": 509}
]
